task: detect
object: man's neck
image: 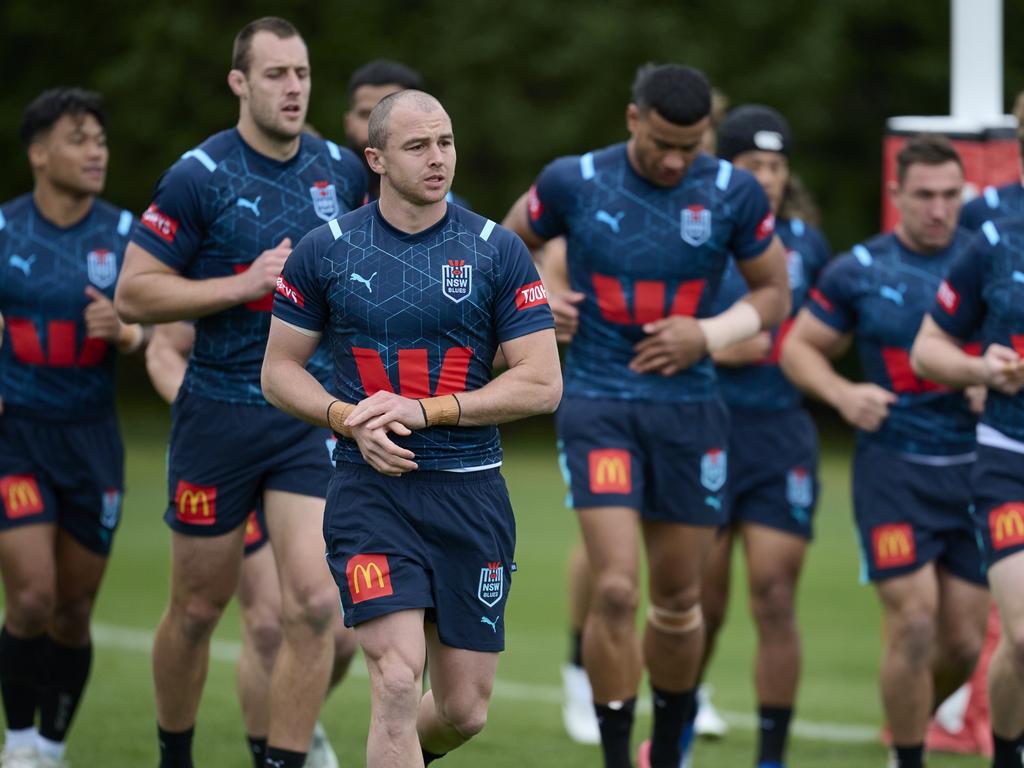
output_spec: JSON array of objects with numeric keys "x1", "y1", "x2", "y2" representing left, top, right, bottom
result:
[
  {"x1": 377, "y1": 187, "x2": 447, "y2": 234},
  {"x1": 33, "y1": 180, "x2": 93, "y2": 229},
  {"x1": 237, "y1": 115, "x2": 300, "y2": 162},
  {"x1": 893, "y1": 224, "x2": 948, "y2": 256}
]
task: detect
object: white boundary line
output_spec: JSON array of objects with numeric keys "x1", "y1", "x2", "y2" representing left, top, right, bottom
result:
[{"x1": 91, "y1": 621, "x2": 878, "y2": 745}]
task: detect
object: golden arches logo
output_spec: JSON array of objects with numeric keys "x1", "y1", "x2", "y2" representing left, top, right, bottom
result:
[
  {"x1": 346, "y1": 554, "x2": 394, "y2": 604},
  {"x1": 872, "y1": 523, "x2": 915, "y2": 568},
  {"x1": 352, "y1": 563, "x2": 385, "y2": 594},
  {"x1": 588, "y1": 449, "x2": 631, "y2": 494},
  {"x1": 0, "y1": 475, "x2": 44, "y2": 519},
  {"x1": 174, "y1": 481, "x2": 217, "y2": 526},
  {"x1": 989, "y1": 503, "x2": 1024, "y2": 550},
  {"x1": 178, "y1": 490, "x2": 211, "y2": 519}
]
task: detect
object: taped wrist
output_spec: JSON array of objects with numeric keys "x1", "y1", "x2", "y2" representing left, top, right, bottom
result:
[
  {"x1": 327, "y1": 399, "x2": 355, "y2": 439},
  {"x1": 420, "y1": 393, "x2": 461, "y2": 427},
  {"x1": 697, "y1": 300, "x2": 762, "y2": 353},
  {"x1": 647, "y1": 603, "x2": 703, "y2": 635}
]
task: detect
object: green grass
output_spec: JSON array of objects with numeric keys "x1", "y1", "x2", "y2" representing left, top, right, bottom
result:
[{"x1": 4, "y1": 406, "x2": 989, "y2": 766}]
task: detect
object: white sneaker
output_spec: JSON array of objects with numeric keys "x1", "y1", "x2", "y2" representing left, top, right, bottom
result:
[
  {"x1": 1, "y1": 745, "x2": 39, "y2": 768},
  {"x1": 35, "y1": 755, "x2": 68, "y2": 768},
  {"x1": 561, "y1": 663, "x2": 600, "y2": 744},
  {"x1": 694, "y1": 684, "x2": 728, "y2": 739},
  {"x1": 303, "y1": 721, "x2": 339, "y2": 768}
]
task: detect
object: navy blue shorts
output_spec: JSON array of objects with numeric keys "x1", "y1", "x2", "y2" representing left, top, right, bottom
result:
[
  {"x1": 853, "y1": 441, "x2": 984, "y2": 585},
  {"x1": 165, "y1": 391, "x2": 334, "y2": 537},
  {"x1": 725, "y1": 407, "x2": 819, "y2": 539},
  {"x1": 556, "y1": 396, "x2": 730, "y2": 525},
  {"x1": 0, "y1": 413, "x2": 123, "y2": 555},
  {"x1": 971, "y1": 443, "x2": 1024, "y2": 568},
  {"x1": 325, "y1": 463, "x2": 515, "y2": 653}
]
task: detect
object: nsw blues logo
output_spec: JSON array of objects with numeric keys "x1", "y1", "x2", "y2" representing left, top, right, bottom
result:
[
  {"x1": 477, "y1": 561, "x2": 504, "y2": 607},
  {"x1": 309, "y1": 181, "x2": 340, "y2": 221},
  {"x1": 681, "y1": 205, "x2": 712, "y2": 247},
  {"x1": 787, "y1": 250, "x2": 804, "y2": 290},
  {"x1": 786, "y1": 467, "x2": 813, "y2": 508},
  {"x1": 100, "y1": 488, "x2": 122, "y2": 529},
  {"x1": 700, "y1": 448, "x2": 727, "y2": 492},
  {"x1": 87, "y1": 249, "x2": 117, "y2": 289},
  {"x1": 442, "y1": 259, "x2": 473, "y2": 303}
]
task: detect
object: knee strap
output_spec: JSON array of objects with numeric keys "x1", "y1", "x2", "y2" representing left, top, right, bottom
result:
[{"x1": 647, "y1": 603, "x2": 703, "y2": 635}]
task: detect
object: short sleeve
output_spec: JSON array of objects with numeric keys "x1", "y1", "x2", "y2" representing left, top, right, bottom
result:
[
  {"x1": 525, "y1": 156, "x2": 579, "y2": 241},
  {"x1": 493, "y1": 233, "x2": 556, "y2": 343},
  {"x1": 272, "y1": 228, "x2": 330, "y2": 334},
  {"x1": 726, "y1": 171, "x2": 775, "y2": 261},
  {"x1": 130, "y1": 157, "x2": 211, "y2": 271},
  {"x1": 929, "y1": 233, "x2": 987, "y2": 341},
  {"x1": 806, "y1": 255, "x2": 859, "y2": 333},
  {"x1": 958, "y1": 194, "x2": 993, "y2": 232}
]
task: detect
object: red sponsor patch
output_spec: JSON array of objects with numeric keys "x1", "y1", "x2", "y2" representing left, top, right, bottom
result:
[
  {"x1": 515, "y1": 279, "x2": 548, "y2": 311},
  {"x1": 527, "y1": 185, "x2": 543, "y2": 222},
  {"x1": 588, "y1": 449, "x2": 632, "y2": 494},
  {"x1": 174, "y1": 480, "x2": 217, "y2": 526},
  {"x1": 756, "y1": 211, "x2": 776, "y2": 240},
  {"x1": 809, "y1": 288, "x2": 834, "y2": 314},
  {"x1": 936, "y1": 280, "x2": 960, "y2": 315},
  {"x1": 872, "y1": 523, "x2": 916, "y2": 569},
  {"x1": 243, "y1": 509, "x2": 263, "y2": 548},
  {"x1": 275, "y1": 276, "x2": 305, "y2": 308},
  {"x1": 346, "y1": 554, "x2": 394, "y2": 604},
  {"x1": 141, "y1": 204, "x2": 179, "y2": 243},
  {"x1": 989, "y1": 503, "x2": 1024, "y2": 551},
  {"x1": 0, "y1": 475, "x2": 45, "y2": 519}
]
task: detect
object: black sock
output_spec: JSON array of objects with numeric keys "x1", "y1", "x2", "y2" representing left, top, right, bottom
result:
[
  {"x1": 0, "y1": 627, "x2": 45, "y2": 730},
  {"x1": 158, "y1": 724, "x2": 194, "y2": 768},
  {"x1": 265, "y1": 746, "x2": 306, "y2": 767},
  {"x1": 892, "y1": 743, "x2": 923, "y2": 768},
  {"x1": 594, "y1": 697, "x2": 636, "y2": 768},
  {"x1": 993, "y1": 732, "x2": 1024, "y2": 768},
  {"x1": 570, "y1": 629, "x2": 583, "y2": 668},
  {"x1": 247, "y1": 735, "x2": 268, "y2": 768},
  {"x1": 757, "y1": 704, "x2": 793, "y2": 764},
  {"x1": 38, "y1": 637, "x2": 91, "y2": 743},
  {"x1": 423, "y1": 748, "x2": 446, "y2": 764},
  {"x1": 649, "y1": 685, "x2": 696, "y2": 767}
]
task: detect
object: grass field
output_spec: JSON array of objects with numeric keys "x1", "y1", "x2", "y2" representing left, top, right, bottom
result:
[{"x1": 3, "y1": 404, "x2": 991, "y2": 767}]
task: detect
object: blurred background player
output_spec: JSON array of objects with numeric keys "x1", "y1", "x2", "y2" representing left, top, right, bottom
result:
[
  {"x1": 696, "y1": 105, "x2": 832, "y2": 768},
  {"x1": 0, "y1": 87, "x2": 144, "y2": 768},
  {"x1": 115, "y1": 17, "x2": 366, "y2": 768},
  {"x1": 781, "y1": 135, "x2": 988, "y2": 768},
  {"x1": 504, "y1": 63, "x2": 790, "y2": 768},
  {"x1": 959, "y1": 91, "x2": 1024, "y2": 229}
]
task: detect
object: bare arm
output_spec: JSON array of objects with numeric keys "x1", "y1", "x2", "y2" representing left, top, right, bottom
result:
[
  {"x1": 145, "y1": 322, "x2": 195, "y2": 404},
  {"x1": 711, "y1": 332, "x2": 773, "y2": 367},
  {"x1": 733, "y1": 237, "x2": 792, "y2": 330},
  {"x1": 911, "y1": 315, "x2": 1024, "y2": 396},
  {"x1": 501, "y1": 192, "x2": 547, "y2": 250}
]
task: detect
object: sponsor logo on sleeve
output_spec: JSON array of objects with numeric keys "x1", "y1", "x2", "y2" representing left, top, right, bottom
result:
[
  {"x1": 346, "y1": 554, "x2": 394, "y2": 603},
  {"x1": 515, "y1": 279, "x2": 549, "y2": 311},
  {"x1": 0, "y1": 475, "x2": 45, "y2": 519},
  {"x1": 275, "y1": 276, "x2": 305, "y2": 308},
  {"x1": 174, "y1": 480, "x2": 217, "y2": 526},
  {"x1": 989, "y1": 503, "x2": 1024, "y2": 551},
  {"x1": 872, "y1": 523, "x2": 916, "y2": 568},
  {"x1": 527, "y1": 185, "x2": 543, "y2": 222},
  {"x1": 756, "y1": 211, "x2": 776, "y2": 240},
  {"x1": 142, "y1": 204, "x2": 179, "y2": 243},
  {"x1": 588, "y1": 449, "x2": 631, "y2": 494},
  {"x1": 936, "y1": 280, "x2": 960, "y2": 315}
]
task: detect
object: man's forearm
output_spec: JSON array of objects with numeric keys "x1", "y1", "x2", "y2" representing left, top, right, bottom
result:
[
  {"x1": 744, "y1": 283, "x2": 791, "y2": 331},
  {"x1": 781, "y1": 339, "x2": 849, "y2": 409},
  {"x1": 911, "y1": 335, "x2": 985, "y2": 388},
  {"x1": 117, "y1": 271, "x2": 251, "y2": 324},
  {"x1": 261, "y1": 357, "x2": 336, "y2": 429},
  {"x1": 455, "y1": 360, "x2": 561, "y2": 426}
]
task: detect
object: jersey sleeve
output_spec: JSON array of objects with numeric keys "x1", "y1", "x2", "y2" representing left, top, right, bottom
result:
[
  {"x1": 525, "y1": 156, "x2": 579, "y2": 241},
  {"x1": 806, "y1": 254, "x2": 859, "y2": 333},
  {"x1": 493, "y1": 232, "x2": 556, "y2": 343},
  {"x1": 130, "y1": 156, "x2": 212, "y2": 271},
  {"x1": 272, "y1": 228, "x2": 330, "y2": 334},
  {"x1": 726, "y1": 170, "x2": 775, "y2": 261},
  {"x1": 929, "y1": 232, "x2": 987, "y2": 341},
  {"x1": 958, "y1": 194, "x2": 992, "y2": 232}
]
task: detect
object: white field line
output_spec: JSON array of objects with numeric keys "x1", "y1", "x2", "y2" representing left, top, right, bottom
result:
[{"x1": 91, "y1": 621, "x2": 878, "y2": 744}]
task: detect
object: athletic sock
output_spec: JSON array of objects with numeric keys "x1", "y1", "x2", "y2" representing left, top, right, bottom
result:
[
  {"x1": 649, "y1": 685, "x2": 696, "y2": 767},
  {"x1": 757, "y1": 704, "x2": 793, "y2": 765},
  {"x1": 247, "y1": 735, "x2": 268, "y2": 768},
  {"x1": 158, "y1": 724, "x2": 194, "y2": 768},
  {"x1": 35, "y1": 734, "x2": 66, "y2": 762},
  {"x1": 3, "y1": 727, "x2": 37, "y2": 753},
  {"x1": 892, "y1": 743, "x2": 924, "y2": 768},
  {"x1": 422, "y1": 748, "x2": 446, "y2": 764},
  {"x1": 570, "y1": 629, "x2": 583, "y2": 668},
  {"x1": 264, "y1": 746, "x2": 306, "y2": 767},
  {"x1": 993, "y1": 732, "x2": 1024, "y2": 768},
  {"x1": 0, "y1": 627, "x2": 45, "y2": 730},
  {"x1": 38, "y1": 637, "x2": 92, "y2": 744},
  {"x1": 594, "y1": 697, "x2": 636, "y2": 768}
]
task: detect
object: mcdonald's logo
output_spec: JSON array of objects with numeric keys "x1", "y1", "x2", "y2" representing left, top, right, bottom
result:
[
  {"x1": 174, "y1": 480, "x2": 217, "y2": 526},
  {"x1": 989, "y1": 503, "x2": 1024, "y2": 551},
  {"x1": 0, "y1": 475, "x2": 44, "y2": 519},
  {"x1": 346, "y1": 554, "x2": 394, "y2": 604},
  {"x1": 588, "y1": 449, "x2": 632, "y2": 494},
  {"x1": 243, "y1": 509, "x2": 263, "y2": 547},
  {"x1": 871, "y1": 523, "x2": 916, "y2": 568}
]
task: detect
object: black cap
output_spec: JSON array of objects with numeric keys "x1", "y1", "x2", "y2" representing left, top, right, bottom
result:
[{"x1": 717, "y1": 105, "x2": 792, "y2": 161}]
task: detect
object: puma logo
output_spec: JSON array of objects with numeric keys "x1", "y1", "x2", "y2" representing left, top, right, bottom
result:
[
  {"x1": 236, "y1": 196, "x2": 261, "y2": 217},
  {"x1": 8, "y1": 254, "x2": 34, "y2": 277},
  {"x1": 480, "y1": 616, "x2": 500, "y2": 633},
  {"x1": 595, "y1": 210, "x2": 625, "y2": 233},
  {"x1": 350, "y1": 272, "x2": 377, "y2": 293},
  {"x1": 704, "y1": 495, "x2": 722, "y2": 511},
  {"x1": 879, "y1": 284, "x2": 906, "y2": 306}
]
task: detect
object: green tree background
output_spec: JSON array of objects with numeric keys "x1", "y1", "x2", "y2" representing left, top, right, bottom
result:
[{"x1": 2, "y1": 0, "x2": 1023, "y2": 252}]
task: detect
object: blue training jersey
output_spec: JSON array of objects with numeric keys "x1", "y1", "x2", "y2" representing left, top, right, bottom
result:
[
  {"x1": 130, "y1": 129, "x2": 367, "y2": 404},
  {"x1": 960, "y1": 182, "x2": 1024, "y2": 231},
  {"x1": 929, "y1": 218, "x2": 1024, "y2": 443},
  {"x1": 527, "y1": 144, "x2": 775, "y2": 403},
  {"x1": 713, "y1": 217, "x2": 831, "y2": 411},
  {"x1": 0, "y1": 195, "x2": 134, "y2": 421},
  {"x1": 808, "y1": 230, "x2": 977, "y2": 455},
  {"x1": 272, "y1": 202, "x2": 555, "y2": 471}
]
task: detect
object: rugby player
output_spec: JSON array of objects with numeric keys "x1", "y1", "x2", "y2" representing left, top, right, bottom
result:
[
  {"x1": 503, "y1": 63, "x2": 790, "y2": 768},
  {"x1": 0, "y1": 88, "x2": 142, "y2": 768},
  {"x1": 115, "y1": 17, "x2": 366, "y2": 768},
  {"x1": 781, "y1": 135, "x2": 988, "y2": 768},
  {"x1": 263, "y1": 89, "x2": 560, "y2": 767},
  {"x1": 958, "y1": 91, "x2": 1024, "y2": 230}
]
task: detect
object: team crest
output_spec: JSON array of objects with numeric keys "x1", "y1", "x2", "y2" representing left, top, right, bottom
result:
[
  {"x1": 442, "y1": 259, "x2": 473, "y2": 303},
  {"x1": 700, "y1": 448, "x2": 727, "y2": 492},
  {"x1": 786, "y1": 467, "x2": 813, "y2": 508},
  {"x1": 477, "y1": 561, "x2": 504, "y2": 607},
  {"x1": 87, "y1": 249, "x2": 117, "y2": 289},
  {"x1": 681, "y1": 205, "x2": 712, "y2": 246},
  {"x1": 100, "y1": 488, "x2": 122, "y2": 529},
  {"x1": 787, "y1": 250, "x2": 804, "y2": 290},
  {"x1": 309, "y1": 181, "x2": 340, "y2": 221}
]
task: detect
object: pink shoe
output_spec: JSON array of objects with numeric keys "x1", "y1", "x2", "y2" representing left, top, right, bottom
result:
[{"x1": 637, "y1": 739, "x2": 652, "y2": 768}]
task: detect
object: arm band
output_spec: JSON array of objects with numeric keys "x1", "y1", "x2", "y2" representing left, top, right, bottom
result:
[
  {"x1": 697, "y1": 301, "x2": 762, "y2": 353},
  {"x1": 420, "y1": 394, "x2": 461, "y2": 427},
  {"x1": 327, "y1": 399, "x2": 356, "y2": 439}
]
